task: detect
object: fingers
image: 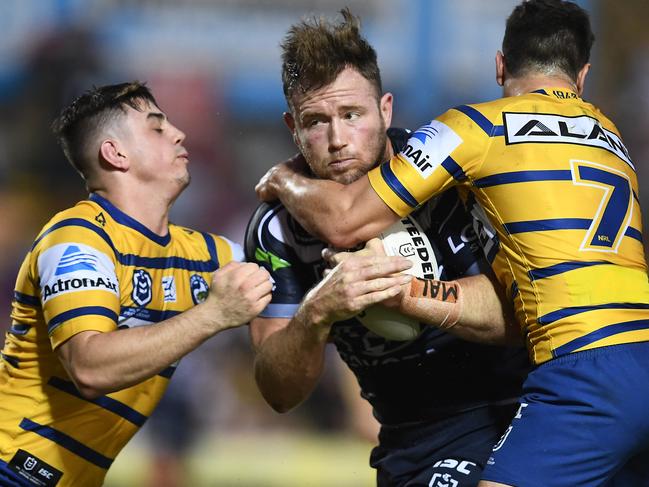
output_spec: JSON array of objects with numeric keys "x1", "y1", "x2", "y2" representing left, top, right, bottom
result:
[{"x1": 338, "y1": 254, "x2": 412, "y2": 279}]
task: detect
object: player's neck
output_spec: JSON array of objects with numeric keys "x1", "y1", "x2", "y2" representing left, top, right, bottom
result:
[
  {"x1": 503, "y1": 75, "x2": 578, "y2": 98},
  {"x1": 94, "y1": 186, "x2": 172, "y2": 236}
]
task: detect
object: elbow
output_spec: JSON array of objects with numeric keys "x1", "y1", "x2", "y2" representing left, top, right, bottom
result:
[
  {"x1": 67, "y1": 367, "x2": 110, "y2": 400},
  {"x1": 267, "y1": 398, "x2": 297, "y2": 414}
]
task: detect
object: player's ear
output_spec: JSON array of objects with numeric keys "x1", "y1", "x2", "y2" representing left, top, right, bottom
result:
[
  {"x1": 496, "y1": 50, "x2": 505, "y2": 87},
  {"x1": 99, "y1": 139, "x2": 129, "y2": 171},
  {"x1": 380, "y1": 92, "x2": 393, "y2": 129},
  {"x1": 283, "y1": 111, "x2": 300, "y2": 147},
  {"x1": 575, "y1": 63, "x2": 590, "y2": 96}
]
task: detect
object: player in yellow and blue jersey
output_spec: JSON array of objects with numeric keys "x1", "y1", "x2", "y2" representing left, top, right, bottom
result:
[
  {"x1": 256, "y1": 1, "x2": 649, "y2": 485},
  {"x1": 0, "y1": 82, "x2": 272, "y2": 487}
]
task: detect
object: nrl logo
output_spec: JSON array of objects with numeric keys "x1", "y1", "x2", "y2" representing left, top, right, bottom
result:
[{"x1": 132, "y1": 269, "x2": 153, "y2": 306}]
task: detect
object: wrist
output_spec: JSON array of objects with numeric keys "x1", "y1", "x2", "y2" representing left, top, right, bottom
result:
[{"x1": 294, "y1": 303, "x2": 331, "y2": 343}]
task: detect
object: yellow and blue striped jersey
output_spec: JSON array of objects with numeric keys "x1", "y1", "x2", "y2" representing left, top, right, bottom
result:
[
  {"x1": 368, "y1": 88, "x2": 649, "y2": 365},
  {"x1": 0, "y1": 193, "x2": 241, "y2": 487}
]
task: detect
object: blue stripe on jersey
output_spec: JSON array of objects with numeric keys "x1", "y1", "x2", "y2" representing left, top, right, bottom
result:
[
  {"x1": 626, "y1": 226, "x2": 643, "y2": 243},
  {"x1": 504, "y1": 218, "x2": 590, "y2": 234},
  {"x1": 474, "y1": 170, "x2": 572, "y2": 188},
  {"x1": 34, "y1": 218, "x2": 217, "y2": 272},
  {"x1": 48, "y1": 306, "x2": 118, "y2": 334},
  {"x1": 202, "y1": 232, "x2": 219, "y2": 265},
  {"x1": 510, "y1": 280, "x2": 519, "y2": 298},
  {"x1": 504, "y1": 218, "x2": 643, "y2": 243},
  {"x1": 553, "y1": 319, "x2": 649, "y2": 357},
  {"x1": 13, "y1": 291, "x2": 40, "y2": 306},
  {"x1": 538, "y1": 302, "x2": 649, "y2": 326},
  {"x1": 19, "y1": 418, "x2": 113, "y2": 469},
  {"x1": 89, "y1": 193, "x2": 171, "y2": 246},
  {"x1": 454, "y1": 105, "x2": 504, "y2": 137},
  {"x1": 0, "y1": 461, "x2": 30, "y2": 487},
  {"x1": 380, "y1": 162, "x2": 418, "y2": 208},
  {"x1": 47, "y1": 377, "x2": 148, "y2": 427},
  {"x1": 120, "y1": 306, "x2": 181, "y2": 323},
  {"x1": 158, "y1": 366, "x2": 175, "y2": 379},
  {"x1": 528, "y1": 260, "x2": 608, "y2": 281},
  {"x1": 8, "y1": 324, "x2": 30, "y2": 336},
  {"x1": 260, "y1": 303, "x2": 300, "y2": 319},
  {"x1": 32, "y1": 218, "x2": 114, "y2": 251},
  {"x1": 532, "y1": 89, "x2": 549, "y2": 95},
  {"x1": 441, "y1": 156, "x2": 468, "y2": 181},
  {"x1": 1, "y1": 353, "x2": 19, "y2": 368},
  {"x1": 116, "y1": 253, "x2": 217, "y2": 272}
]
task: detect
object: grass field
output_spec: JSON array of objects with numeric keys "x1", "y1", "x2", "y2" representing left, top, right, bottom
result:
[{"x1": 105, "y1": 431, "x2": 376, "y2": 487}]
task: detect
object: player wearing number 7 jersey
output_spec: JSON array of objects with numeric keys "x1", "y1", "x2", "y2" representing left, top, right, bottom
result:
[{"x1": 255, "y1": 1, "x2": 649, "y2": 485}]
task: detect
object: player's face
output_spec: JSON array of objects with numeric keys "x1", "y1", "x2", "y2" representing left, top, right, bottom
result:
[
  {"x1": 286, "y1": 67, "x2": 393, "y2": 184},
  {"x1": 120, "y1": 101, "x2": 190, "y2": 195}
]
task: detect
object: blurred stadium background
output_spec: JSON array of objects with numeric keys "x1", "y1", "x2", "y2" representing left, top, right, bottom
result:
[{"x1": 1, "y1": 1, "x2": 648, "y2": 485}]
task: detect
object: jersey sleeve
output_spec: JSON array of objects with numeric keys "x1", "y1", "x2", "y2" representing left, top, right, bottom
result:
[
  {"x1": 210, "y1": 234, "x2": 244, "y2": 265},
  {"x1": 32, "y1": 222, "x2": 120, "y2": 349},
  {"x1": 244, "y1": 203, "x2": 316, "y2": 319},
  {"x1": 368, "y1": 106, "x2": 492, "y2": 217}
]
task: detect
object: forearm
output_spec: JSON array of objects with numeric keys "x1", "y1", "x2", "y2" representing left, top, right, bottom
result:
[
  {"x1": 266, "y1": 170, "x2": 397, "y2": 248},
  {"x1": 399, "y1": 274, "x2": 521, "y2": 345},
  {"x1": 254, "y1": 307, "x2": 329, "y2": 413},
  {"x1": 60, "y1": 303, "x2": 220, "y2": 398}
]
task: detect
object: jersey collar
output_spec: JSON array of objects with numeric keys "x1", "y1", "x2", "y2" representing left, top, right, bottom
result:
[
  {"x1": 531, "y1": 87, "x2": 580, "y2": 101},
  {"x1": 89, "y1": 193, "x2": 171, "y2": 246}
]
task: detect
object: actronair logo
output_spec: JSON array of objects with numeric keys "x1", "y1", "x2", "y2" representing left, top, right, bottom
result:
[
  {"x1": 503, "y1": 112, "x2": 633, "y2": 168},
  {"x1": 400, "y1": 120, "x2": 462, "y2": 179},
  {"x1": 55, "y1": 245, "x2": 98, "y2": 275},
  {"x1": 42, "y1": 276, "x2": 118, "y2": 301}
]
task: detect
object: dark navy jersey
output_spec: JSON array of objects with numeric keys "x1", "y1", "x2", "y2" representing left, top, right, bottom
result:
[{"x1": 245, "y1": 129, "x2": 529, "y2": 425}]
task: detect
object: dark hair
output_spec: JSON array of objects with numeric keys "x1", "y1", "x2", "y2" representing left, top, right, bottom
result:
[
  {"x1": 51, "y1": 81, "x2": 158, "y2": 178},
  {"x1": 281, "y1": 8, "x2": 382, "y2": 105},
  {"x1": 503, "y1": 0, "x2": 595, "y2": 80}
]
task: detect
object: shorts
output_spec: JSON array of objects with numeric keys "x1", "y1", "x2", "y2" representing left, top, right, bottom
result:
[
  {"x1": 371, "y1": 403, "x2": 517, "y2": 487},
  {"x1": 482, "y1": 342, "x2": 649, "y2": 487}
]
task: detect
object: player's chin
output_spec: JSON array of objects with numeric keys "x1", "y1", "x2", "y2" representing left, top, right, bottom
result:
[{"x1": 329, "y1": 169, "x2": 364, "y2": 185}]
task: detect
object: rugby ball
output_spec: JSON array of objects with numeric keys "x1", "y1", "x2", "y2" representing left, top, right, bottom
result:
[{"x1": 356, "y1": 215, "x2": 439, "y2": 341}]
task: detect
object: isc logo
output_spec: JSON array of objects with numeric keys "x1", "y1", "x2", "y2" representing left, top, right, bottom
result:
[{"x1": 38, "y1": 467, "x2": 54, "y2": 479}]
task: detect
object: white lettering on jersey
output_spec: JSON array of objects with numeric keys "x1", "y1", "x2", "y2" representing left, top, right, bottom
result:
[
  {"x1": 162, "y1": 276, "x2": 177, "y2": 302},
  {"x1": 38, "y1": 243, "x2": 118, "y2": 303},
  {"x1": 399, "y1": 120, "x2": 462, "y2": 179},
  {"x1": 503, "y1": 112, "x2": 634, "y2": 169}
]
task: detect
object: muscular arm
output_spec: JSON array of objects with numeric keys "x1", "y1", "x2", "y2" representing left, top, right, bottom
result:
[
  {"x1": 250, "y1": 313, "x2": 328, "y2": 413},
  {"x1": 250, "y1": 254, "x2": 412, "y2": 413},
  {"x1": 402, "y1": 273, "x2": 521, "y2": 345},
  {"x1": 57, "y1": 262, "x2": 272, "y2": 399},
  {"x1": 256, "y1": 160, "x2": 398, "y2": 248}
]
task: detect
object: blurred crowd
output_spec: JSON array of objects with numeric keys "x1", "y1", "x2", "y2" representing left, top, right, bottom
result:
[{"x1": 1, "y1": 1, "x2": 648, "y2": 485}]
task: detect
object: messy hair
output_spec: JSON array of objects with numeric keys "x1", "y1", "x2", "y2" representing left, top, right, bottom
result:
[{"x1": 281, "y1": 8, "x2": 382, "y2": 107}]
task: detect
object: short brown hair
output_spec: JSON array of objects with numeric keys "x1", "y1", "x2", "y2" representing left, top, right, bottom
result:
[
  {"x1": 51, "y1": 81, "x2": 158, "y2": 179},
  {"x1": 281, "y1": 8, "x2": 382, "y2": 107}
]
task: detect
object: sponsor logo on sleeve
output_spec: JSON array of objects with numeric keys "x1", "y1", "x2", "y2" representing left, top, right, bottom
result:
[
  {"x1": 503, "y1": 112, "x2": 633, "y2": 168},
  {"x1": 38, "y1": 243, "x2": 118, "y2": 303},
  {"x1": 132, "y1": 269, "x2": 153, "y2": 306},
  {"x1": 399, "y1": 120, "x2": 462, "y2": 179},
  {"x1": 9, "y1": 449, "x2": 63, "y2": 486}
]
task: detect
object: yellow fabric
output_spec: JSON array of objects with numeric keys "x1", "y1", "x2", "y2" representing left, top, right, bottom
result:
[
  {"x1": 0, "y1": 196, "x2": 238, "y2": 486},
  {"x1": 369, "y1": 88, "x2": 649, "y2": 364}
]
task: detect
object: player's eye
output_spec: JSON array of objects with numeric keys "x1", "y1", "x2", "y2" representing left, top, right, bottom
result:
[
  {"x1": 344, "y1": 111, "x2": 360, "y2": 120},
  {"x1": 153, "y1": 127, "x2": 163, "y2": 133}
]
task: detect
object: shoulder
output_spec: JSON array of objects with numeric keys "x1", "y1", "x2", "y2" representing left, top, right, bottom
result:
[
  {"x1": 32, "y1": 199, "x2": 116, "y2": 257},
  {"x1": 244, "y1": 201, "x2": 323, "y2": 265}
]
